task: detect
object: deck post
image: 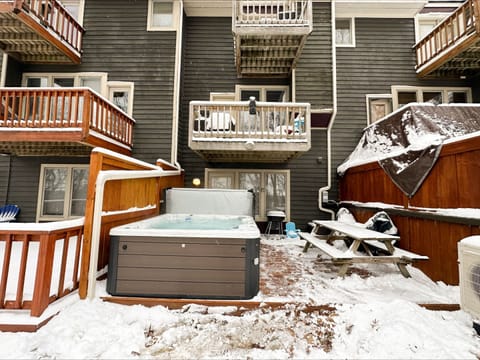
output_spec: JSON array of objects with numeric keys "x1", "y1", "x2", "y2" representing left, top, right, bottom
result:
[{"x1": 31, "y1": 233, "x2": 55, "y2": 317}]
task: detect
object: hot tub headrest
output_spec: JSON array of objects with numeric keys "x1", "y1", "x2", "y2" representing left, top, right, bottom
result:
[{"x1": 165, "y1": 188, "x2": 255, "y2": 216}]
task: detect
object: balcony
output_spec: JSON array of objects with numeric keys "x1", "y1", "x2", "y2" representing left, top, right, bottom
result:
[
  {"x1": 414, "y1": 0, "x2": 480, "y2": 78},
  {"x1": 0, "y1": 88, "x2": 135, "y2": 156},
  {"x1": 232, "y1": 0, "x2": 312, "y2": 77},
  {"x1": 0, "y1": 0, "x2": 84, "y2": 64},
  {"x1": 189, "y1": 100, "x2": 311, "y2": 162}
]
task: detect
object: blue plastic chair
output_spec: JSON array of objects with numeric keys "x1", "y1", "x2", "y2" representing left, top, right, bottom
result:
[
  {"x1": 0, "y1": 204, "x2": 20, "y2": 222},
  {"x1": 285, "y1": 221, "x2": 300, "y2": 238}
]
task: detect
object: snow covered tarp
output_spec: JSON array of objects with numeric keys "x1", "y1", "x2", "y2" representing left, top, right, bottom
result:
[{"x1": 338, "y1": 103, "x2": 480, "y2": 197}]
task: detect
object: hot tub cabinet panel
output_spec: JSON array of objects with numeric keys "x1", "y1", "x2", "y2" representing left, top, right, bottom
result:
[{"x1": 107, "y1": 236, "x2": 260, "y2": 299}]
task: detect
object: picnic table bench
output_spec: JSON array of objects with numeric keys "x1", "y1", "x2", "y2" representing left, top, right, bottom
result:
[{"x1": 300, "y1": 220, "x2": 428, "y2": 278}]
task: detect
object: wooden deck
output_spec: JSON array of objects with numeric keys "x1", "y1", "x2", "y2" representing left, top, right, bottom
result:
[
  {"x1": 232, "y1": 0, "x2": 312, "y2": 77},
  {"x1": 0, "y1": 88, "x2": 135, "y2": 155},
  {"x1": 0, "y1": 0, "x2": 84, "y2": 64},
  {"x1": 189, "y1": 100, "x2": 311, "y2": 162},
  {"x1": 414, "y1": 0, "x2": 480, "y2": 78},
  {"x1": 102, "y1": 239, "x2": 459, "y2": 313}
]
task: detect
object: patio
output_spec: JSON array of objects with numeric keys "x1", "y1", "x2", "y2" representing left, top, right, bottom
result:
[{"x1": 102, "y1": 236, "x2": 459, "y2": 311}]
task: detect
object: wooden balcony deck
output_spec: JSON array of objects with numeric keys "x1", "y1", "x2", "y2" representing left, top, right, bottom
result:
[
  {"x1": 414, "y1": 0, "x2": 480, "y2": 78},
  {"x1": 232, "y1": 0, "x2": 312, "y2": 77},
  {"x1": 0, "y1": 0, "x2": 84, "y2": 64},
  {"x1": 0, "y1": 88, "x2": 135, "y2": 156},
  {"x1": 189, "y1": 100, "x2": 311, "y2": 162}
]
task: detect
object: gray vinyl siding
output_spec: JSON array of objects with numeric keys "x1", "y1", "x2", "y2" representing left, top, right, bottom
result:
[
  {"x1": 331, "y1": 17, "x2": 470, "y2": 201},
  {"x1": 179, "y1": 14, "x2": 331, "y2": 228},
  {"x1": 21, "y1": 0, "x2": 176, "y2": 164},
  {"x1": 179, "y1": 16, "x2": 288, "y2": 185},
  {"x1": 0, "y1": 156, "x2": 10, "y2": 206},
  {"x1": 6, "y1": 0, "x2": 176, "y2": 221},
  {"x1": 5, "y1": 157, "x2": 89, "y2": 222},
  {"x1": 295, "y1": 2, "x2": 333, "y2": 109}
]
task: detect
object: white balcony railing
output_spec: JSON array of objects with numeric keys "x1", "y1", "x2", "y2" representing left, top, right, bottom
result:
[
  {"x1": 190, "y1": 100, "x2": 310, "y2": 142},
  {"x1": 233, "y1": 0, "x2": 312, "y2": 28}
]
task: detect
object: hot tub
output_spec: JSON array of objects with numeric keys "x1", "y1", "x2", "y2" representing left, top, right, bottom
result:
[{"x1": 106, "y1": 213, "x2": 260, "y2": 299}]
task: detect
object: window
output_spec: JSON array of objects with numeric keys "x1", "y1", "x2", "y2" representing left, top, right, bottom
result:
[
  {"x1": 415, "y1": 14, "x2": 449, "y2": 42},
  {"x1": 392, "y1": 86, "x2": 472, "y2": 109},
  {"x1": 235, "y1": 85, "x2": 289, "y2": 102},
  {"x1": 108, "y1": 81, "x2": 135, "y2": 116},
  {"x1": 205, "y1": 169, "x2": 290, "y2": 221},
  {"x1": 23, "y1": 72, "x2": 107, "y2": 94},
  {"x1": 336, "y1": 18, "x2": 355, "y2": 47},
  {"x1": 235, "y1": 85, "x2": 289, "y2": 132},
  {"x1": 366, "y1": 95, "x2": 392, "y2": 125},
  {"x1": 37, "y1": 165, "x2": 89, "y2": 221},
  {"x1": 60, "y1": 0, "x2": 85, "y2": 25},
  {"x1": 210, "y1": 92, "x2": 235, "y2": 102},
  {"x1": 147, "y1": 0, "x2": 178, "y2": 31}
]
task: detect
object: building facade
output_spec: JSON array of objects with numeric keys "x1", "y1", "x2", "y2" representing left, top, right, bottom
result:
[{"x1": 0, "y1": 0, "x2": 478, "y2": 229}]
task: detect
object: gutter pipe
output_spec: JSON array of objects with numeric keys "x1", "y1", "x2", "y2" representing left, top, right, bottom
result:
[
  {"x1": 318, "y1": 0, "x2": 338, "y2": 220},
  {"x1": 171, "y1": 0, "x2": 184, "y2": 165},
  {"x1": 87, "y1": 166, "x2": 182, "y2": 299}
]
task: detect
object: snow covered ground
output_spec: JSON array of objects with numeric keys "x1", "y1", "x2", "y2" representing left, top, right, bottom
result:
[{"x1": 1, "y1": 236, "x2": 479, "y2": 359}]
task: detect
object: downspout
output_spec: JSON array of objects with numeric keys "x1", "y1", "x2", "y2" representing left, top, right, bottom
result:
[
  {"x1": 170, "y1": 0, "x2": 184, "y2": 165},
  {"x1": 318, "y1": 0, "x2": 338, "y2": 220},
  {"x1": 87, "y1": 167, "x2": 182, "y2": 299},
  {"x1": 0, "y1": 53, "x2": 8, "y2": 87}
]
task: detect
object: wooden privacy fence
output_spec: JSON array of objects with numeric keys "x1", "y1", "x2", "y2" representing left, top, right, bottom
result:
[
  {"x1": 0, "y1": 88, "x2": 135, "y2": 150},
  {"x1": 0, "y1": 220, "x2": 84, "y2": 317},
  {"x1": 339, "y1": 135, "x2": 480, "y2": 285},
  {"x1": 78, "y1": 149, "x2": 185, "y2": 299},
  {"x1": 0, "y1": 149, "x2": 184, "y2": 317}
]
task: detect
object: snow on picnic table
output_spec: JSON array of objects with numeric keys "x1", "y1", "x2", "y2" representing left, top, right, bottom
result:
[{"x1": 0, "y1": 237, "x2": 479, "y2": 359}]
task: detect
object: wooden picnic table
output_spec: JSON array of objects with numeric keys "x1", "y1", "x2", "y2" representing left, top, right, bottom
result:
[{"x1": 300, "y1": 220, "x2": 428, "y2": 278}]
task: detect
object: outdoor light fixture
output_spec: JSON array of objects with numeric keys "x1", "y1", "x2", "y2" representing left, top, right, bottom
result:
[{"x1": 192, "y1": 178, "x2": 201, "y2": 187}]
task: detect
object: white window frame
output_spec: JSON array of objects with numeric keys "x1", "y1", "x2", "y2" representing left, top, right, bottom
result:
[
  {"x1": 205, "y1": 168, "x2": 291, "y2": 222},
  {"x1": 391, "y1": 85, "x2": 472, "y2": 110},
  {"x1": 22, "y1": 72, "x2": 108, "y2": 95},
  {"x1": 36, "y1": 164, "x2": 89, "y2": 222},
  {"x1": 335, "y1": 17, "x2": 356, "y2": 47},
  {"x1": 210, "y1": 92, "x2": 235, "y2": 102},
  {"x1": 108, "y1": 81, "x2": 135, "y2": 116},
  {"x1": 147, "y1": 0, "x2": 180, "y2": 31},
  {"x1": 234, "y1": 85, "x2": 290, "y2": 102},
  {"x1": 414, "y1": 13, "x2": 450, "y2": 42},
  {"x1": 60, "y1": 0, "x2": 85, "y2": 26},
  {"x1": 366, "y1": 94, "x2": 392, "y2": 125}
]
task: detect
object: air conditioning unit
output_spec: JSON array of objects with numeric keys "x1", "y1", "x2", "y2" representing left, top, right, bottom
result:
[{"x1": 458, "y1": 236, "x2": 480, "y2": 320}]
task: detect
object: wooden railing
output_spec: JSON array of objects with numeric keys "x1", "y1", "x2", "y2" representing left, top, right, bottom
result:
[
  {"x1": 0, "y1": 88, "x2": 135, "y2": 149},
  {"x1": 0, "y1": 219, "x2": 84, "y2": 316},
  {"x1": 14, "y1": 0, "x2": 84, "y2": 54},
  {"x1": 233, "y1": 0, "x2": 312, "y2": 27},
  {"x1": 414, "y1": 0, "x2": 480, "y2": 71},
  {"x1": 190, "y1": 100, "x2": 310, "y2": 142}
]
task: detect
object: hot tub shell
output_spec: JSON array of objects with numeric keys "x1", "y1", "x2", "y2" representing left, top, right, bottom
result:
[{"x1": 107, "y1": 214, "x2": 260, "y2": 299}]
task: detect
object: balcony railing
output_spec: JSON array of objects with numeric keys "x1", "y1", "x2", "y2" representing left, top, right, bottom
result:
[
  {"x1": 0, "y1": 219, "x2": 84, "y2": 317},
  {"x1": 189, "y1": 100, "x2": 311, "y2": 162},
  {"x1": 233, "y1": 0, "x2": 312, "y2": 30},
  {"x1": 0, "y1": 88, "x2": 135, "y2": 154},
  {"x1": 414, "y1": 0, "x2": 480, "y2": 77},
  {"x1": 0, "y1": 0, "x2": 84, "y2": 63}
]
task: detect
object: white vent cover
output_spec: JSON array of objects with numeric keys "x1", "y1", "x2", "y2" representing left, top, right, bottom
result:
[{"x1": 458, "y1": 236, "x2": 480, "y2": 319}]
